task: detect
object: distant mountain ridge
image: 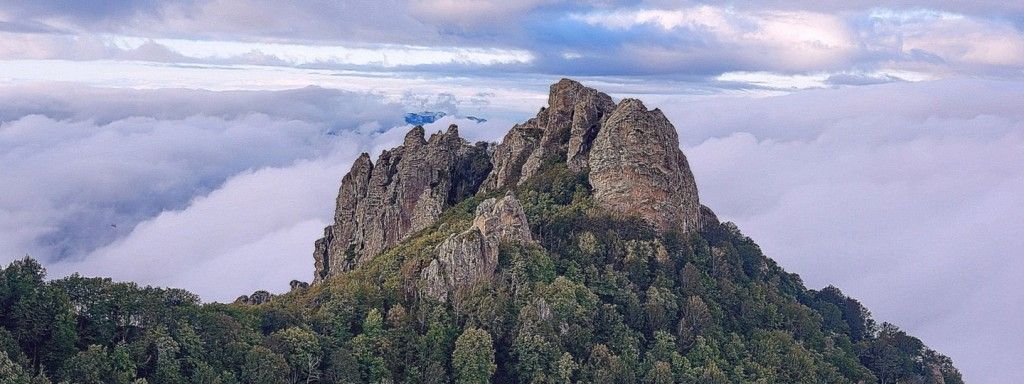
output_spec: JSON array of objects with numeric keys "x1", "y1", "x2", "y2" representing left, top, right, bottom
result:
[{"x1": 404, "y1": 111, "x2": 487, "y2": 125}]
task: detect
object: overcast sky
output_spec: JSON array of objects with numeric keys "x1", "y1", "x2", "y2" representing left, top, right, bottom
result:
[{"x1": 1, "y1": 1, "x2": 1022, "y2": 382}]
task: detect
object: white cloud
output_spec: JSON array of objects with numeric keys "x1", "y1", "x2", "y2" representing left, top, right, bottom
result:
[
  {"x1": 105, "y1": 35, "x2": 534, "y2": 67},
  {"x1": 657, "y1": 78, "x2": 1024, "y2": 384},
  {"x1": 0, "y1": 85, "x2": 404, "y2": 265},
  {"x1": 50, "y1": 152, "x2": 356, "y2": 301},
  {"x1": 572, "y1": 6, "x2": 858, "y2": 72}
]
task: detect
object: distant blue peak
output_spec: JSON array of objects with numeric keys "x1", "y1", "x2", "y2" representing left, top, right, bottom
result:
[
  {"x1": 404, "y1": 111, "x2": 487, "y2": 125},
  {"x1": 404, "y1": 111, "x2": 447, "y2": 125}
]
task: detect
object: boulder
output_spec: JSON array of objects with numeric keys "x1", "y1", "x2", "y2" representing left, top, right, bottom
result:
[{"x1": 422, "y1": 192, "x2": 532, "y2": 302}]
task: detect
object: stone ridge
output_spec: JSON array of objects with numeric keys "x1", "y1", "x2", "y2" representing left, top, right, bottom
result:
[
  {"x1": 313, "y1": 125, "x2": 491, "y2": 282},
  {"x1": 421, "y1": 192, "x2": 533, "y2": 303}
]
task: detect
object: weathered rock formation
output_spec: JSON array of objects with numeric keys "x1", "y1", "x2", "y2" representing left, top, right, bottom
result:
[
  {"x1": 589, "y1": 98, "x2": 702, "y2": 232},
  {"x1": 482, "y1": 79, "x2": 616, "y2": 191},
  {"x1": 314, "y1": 79, "x2": 711, "y2": 282},
  {"x1": 313, "y1": 125, "x2": 491, "y2": 282},
  {"x1": 482, "y1": 78, "x2": 707, "y2": 233},
  {"x1": 421, "y1": 192, "x2": 533, "y2": 302},
  {"x1": 234, "y1": 290, "x2": 272, "y2": 305}
]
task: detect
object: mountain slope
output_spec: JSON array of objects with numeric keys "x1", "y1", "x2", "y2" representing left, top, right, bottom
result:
[{"x1": 0, "y1": 79, "x2": 962, "y2": 384}]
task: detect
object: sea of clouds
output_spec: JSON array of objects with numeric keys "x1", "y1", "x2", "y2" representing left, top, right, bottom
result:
[{"x1": 0, "y1": 78, "x2": 1020, "y2": 382}]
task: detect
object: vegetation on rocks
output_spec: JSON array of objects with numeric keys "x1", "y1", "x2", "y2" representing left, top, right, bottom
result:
[
  {"x1": 0, "y1": 165, "x2": 961, "y2": 383},
  {"x1": 0, "y1": 79, "x2": 961, "y2": 383}
]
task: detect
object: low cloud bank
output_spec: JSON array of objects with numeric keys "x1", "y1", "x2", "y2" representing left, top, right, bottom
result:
[
  {"x1": 1, "y1": 78, "x2": 1019, "y2": 382},
  {"x1": 0, "y1": 86, "x2": 402, "y2": 264},
  {"x1": 663, "y1": 79, "x2": 1024, "y2": 384}
]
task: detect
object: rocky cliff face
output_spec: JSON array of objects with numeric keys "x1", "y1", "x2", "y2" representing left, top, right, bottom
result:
[
  {"x1": 482, "y1": 78, "x2": 706, "y2": 232},
  {"x1": 313, "y1": 125, "x2": 491, "y2": 282},
  {"x1": 482, "y1": 79, "x2": 616, "y2": 191},
  {"x1": 315, "y1": 79, "x2": 709, "y2": 281},
  {"x1": 589, "y1": 98, "x2": 702, "y2": 232},
  {"x1": 421, "y1": 192, "x2": 532, "y2": 303}
]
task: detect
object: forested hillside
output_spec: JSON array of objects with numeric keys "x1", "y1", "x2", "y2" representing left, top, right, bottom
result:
[
  {"x1": 0, "y1": 79, "x2": 962, "y2": 383},
  {"x1": 1, "y1": 165, "x2": 961, "y2": 383}
]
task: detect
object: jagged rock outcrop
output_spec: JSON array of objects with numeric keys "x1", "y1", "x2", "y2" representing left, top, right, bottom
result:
[
  {"x1": 422, "y1": 192, "x2": 532, "y2": 302},
  {"x1": 482, "y1": 78, "x2": 706, "y2": 233},
  {"x1": 700, "y1": 205, "x2": 719, "y2": 226},
  {"x1": 234, "y1": 290, "x2": 272, "y2": 305},
  {"x1": 315, "y1": 79, "x2": 710, "y2": 283},
  {"x1": 589, "y1": 98, "x2": 702, "y2": 232},
  {"x1": 482, "y1": 79, "x2": 616, "y2": 191},
  {"x1": 313, "y1": 125, "x2": 491, "y2": 282}
]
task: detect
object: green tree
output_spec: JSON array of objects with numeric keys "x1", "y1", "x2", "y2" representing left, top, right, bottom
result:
[
  {"x1": 555, "y1": 352, "x2": 578, "y2": 384},
  {"x1": 267, "y1": 327, "x2": 320, "y2": 383},
  {"x1": 452, "y1": 328, "x2": 496, "y2": 384},
  {"x1": 584, "y1": 344, "x2": 624, "y2": 384},
  {"x1": 59, "y1": 345, "x2": 113, "y2": 384},
  {"x1": 351, "y1": 309, "x2": 389, "y2": 383},
  {"x1": 643, "y1": 287, "x2": 677, "y2": 334},
  {"x1": 643, "y1": 361, "x2": 672, "y2": 384},
  {"x1": 0, "y1": 349, "x2": 30, "y2": 384},
  {"x1": 240, "y1": 345, "x2": 288, "y2": 384}
]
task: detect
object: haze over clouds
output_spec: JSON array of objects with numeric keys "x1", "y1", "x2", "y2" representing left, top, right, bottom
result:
[{"x1": 1, "y1": 1, "x2": 1022, "y2": 382}]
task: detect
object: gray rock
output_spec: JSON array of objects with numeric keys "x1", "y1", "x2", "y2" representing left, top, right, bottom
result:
[
  {"x1": 422, "y1": 192, "x2": 532, "y2": 302},
  {"x1": 482, "y1": 79, "x2": 615, "y2": 191},
  {"x1": 589, "y1": 98, "x2": 702, "y2": 232},
  {"x1": 482, "y1": 79, "x2": 705, "y2": 233},
  {"x1": 313, "y1": 125, "x2": 492, "y2": 282},
  {"x1": 235, "y1": 290, "x2": 273, "y2": 305}
]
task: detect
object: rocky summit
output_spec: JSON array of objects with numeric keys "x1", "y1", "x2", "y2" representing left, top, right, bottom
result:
[
  {"x1": 313, "y1": 124, "x2": 491, "y2": 282},
  {"x1": 314, "y1": 79, "x2": 709, "y2": 281}
]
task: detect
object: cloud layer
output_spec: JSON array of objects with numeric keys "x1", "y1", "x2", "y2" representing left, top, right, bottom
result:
[
  {"x1": 2, "y1": 2, "x2": 1023, "y2": 382},
  {"x1": 2, "y1": 1, "x2": 1023, "y2": 82},
  {"x1": 664, "y1": 79, "x2": 1024, "y2": 384},
  {"x1": 0, "y1": 76, "x2": 1020, "y2": 382},
  {"x1": 0, "y1": 86, "x2": 403, "y2": 262}
]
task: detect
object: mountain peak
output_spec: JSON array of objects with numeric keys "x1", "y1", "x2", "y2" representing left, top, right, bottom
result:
[{"x1": 314, "y1": 79, "x2": 706, "y2": 280}]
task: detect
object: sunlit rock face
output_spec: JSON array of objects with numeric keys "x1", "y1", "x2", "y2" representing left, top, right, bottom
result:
[
  {"x1": 588, "y1": 98, "x2": 703, "y2": 233},
  {"x1": 481, "y1": 78, "x2": 616, "y2": 191}
]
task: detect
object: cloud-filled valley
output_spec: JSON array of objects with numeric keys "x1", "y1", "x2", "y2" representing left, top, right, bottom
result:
[
  {"x1": 1, "y1": 76, "x2": 1021, "y2": 384},
  {"x1": 2, "y1": 1, "x2": 1023, "y2": 382},
  {"x1": 0, "y1": 86, "x2": 402, "y2": 262}
]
